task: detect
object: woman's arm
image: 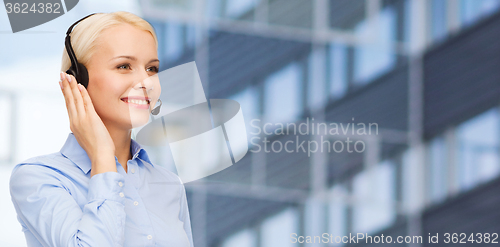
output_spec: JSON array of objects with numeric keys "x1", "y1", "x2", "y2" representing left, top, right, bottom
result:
[
  {"x1": 59, "y1": 72, "x2": 117, "y2": 177},
  {"x1": 10, "y1": 164, "x2": 126, "y2": 247}
]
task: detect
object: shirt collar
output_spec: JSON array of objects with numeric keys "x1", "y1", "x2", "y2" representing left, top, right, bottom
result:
[
  {"x1": 60, "y1": 133, "x2": 153, "y2": 174},
  {"x1": 130, "y1": 135, "x2": 153, "y2": 166}
]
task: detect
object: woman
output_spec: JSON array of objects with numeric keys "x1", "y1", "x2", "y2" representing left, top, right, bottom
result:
[{"x1": 9, "y1": 12, "x2": 193, "y2": 247}]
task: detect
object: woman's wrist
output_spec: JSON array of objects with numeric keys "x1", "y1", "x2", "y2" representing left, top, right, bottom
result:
[{"x1": 90, "y1": 154, "x2": 117, "y2": 177}]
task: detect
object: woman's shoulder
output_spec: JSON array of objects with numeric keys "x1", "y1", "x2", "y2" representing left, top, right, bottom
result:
[
  {"x1": 10, "y1": 151, "x2": 78, "y2": 186},
  {"x1": 13, "y1": 151, "x2": 60, "y2": 169}
]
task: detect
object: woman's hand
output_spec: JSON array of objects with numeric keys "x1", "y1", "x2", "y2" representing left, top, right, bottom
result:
[{"x1": 59, "y1": 72, "x2": 117, "y2": 177}]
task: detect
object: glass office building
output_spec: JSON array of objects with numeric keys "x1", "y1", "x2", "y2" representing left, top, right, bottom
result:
[
  {"x1": 1, "y1": 0, "x2": 500, "y2": 246},
  {"x1": 138, "y1": 0, "x2": 500, "y2": 246}
]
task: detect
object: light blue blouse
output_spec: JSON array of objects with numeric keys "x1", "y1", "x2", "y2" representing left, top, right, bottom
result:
[{"x1": 9, "y1": 133, "x2": 193, "y2": 247}]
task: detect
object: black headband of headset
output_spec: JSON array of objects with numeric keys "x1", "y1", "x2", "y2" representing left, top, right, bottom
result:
[{"x1": 64, "y1": 13, "x2": 99, "y2": 85}]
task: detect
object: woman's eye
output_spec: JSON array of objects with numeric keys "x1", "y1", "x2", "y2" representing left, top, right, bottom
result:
[
  {"x1": 147, "y1": 66, "x2": 159, "y2": 73},
  {"x1": 117, "y1": 64, "x2": 130, "y2": 70}
]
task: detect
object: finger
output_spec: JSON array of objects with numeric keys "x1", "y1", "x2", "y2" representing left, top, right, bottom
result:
[
  {"x1": 79, "y1": 84, "x2": 95, "y2": 112},
  {"x1": 60, "y1": 72, "x2": 76, "y2": 119},
  {"x1": 66, "y1": 73, "x2": 85, "y2": 118}
]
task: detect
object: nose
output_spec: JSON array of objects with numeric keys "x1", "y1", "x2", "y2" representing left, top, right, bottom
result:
[{"x1": 133, "y1": 71, "x2": 156, "y2": 92}]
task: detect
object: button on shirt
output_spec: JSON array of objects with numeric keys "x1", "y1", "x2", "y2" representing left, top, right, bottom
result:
[{"x1": 9, "y1": 133, "x2": 194, "y2": 247}]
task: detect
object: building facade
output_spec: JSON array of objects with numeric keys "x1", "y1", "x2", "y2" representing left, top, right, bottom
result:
[{"x1": 139, "y1": 0, "x2": 500, "y2": 246}]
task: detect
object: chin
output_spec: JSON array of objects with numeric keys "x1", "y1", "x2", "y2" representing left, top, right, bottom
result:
[{"x1": 129, "y1": 111, "x2": 151, "y2": 128}]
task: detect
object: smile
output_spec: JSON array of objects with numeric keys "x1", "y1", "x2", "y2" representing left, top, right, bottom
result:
[{"x1": 121, "y1": 97, "x2": 150, "y2": 109}]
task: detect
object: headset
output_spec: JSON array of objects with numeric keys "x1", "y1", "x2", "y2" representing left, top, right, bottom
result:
[
  {"x1": 64, "y1": 13, "x2": 162, "y2": 115},
  {"x1": 65, "y1": 13, "x2": 96, "y2": 89}
]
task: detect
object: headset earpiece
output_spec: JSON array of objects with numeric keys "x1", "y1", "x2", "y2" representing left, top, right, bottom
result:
[
  {"x1": 66, "y1": 63, "x2": 89, "y2": 88},
  {"x1": 77, "y1": 63, "x2": 89, "y2": 88}
]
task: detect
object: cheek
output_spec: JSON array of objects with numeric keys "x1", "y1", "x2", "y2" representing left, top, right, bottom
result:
[
  {"x1": 96, "y1": 73, "x2": 126, "y2": 93},
  {"x1": 88, "y1": 76, "x2": 126, "y2": 110},
  {"x1": 87, "y1": 89, "x2": 110, "y2": 115},
  {"x1": 153, "y1": 83, "x2": 162, "y2": 100}
]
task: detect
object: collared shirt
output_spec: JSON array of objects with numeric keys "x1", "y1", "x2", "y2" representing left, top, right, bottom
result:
[{"x1": 9, "y1": 133, "x2": 193, "y2": 247}]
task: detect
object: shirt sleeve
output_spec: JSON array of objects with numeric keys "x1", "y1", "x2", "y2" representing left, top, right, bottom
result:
[
  {"x1": 9, "y1": 164, "x2": 127, "y2": 247},
  {"x1": 178, "y1": 180, "x2": 194, "y2": 247}
]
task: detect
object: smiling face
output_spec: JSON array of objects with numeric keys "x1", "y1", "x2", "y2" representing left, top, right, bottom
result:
[{"x1": 86, "y1": 23, "x2": 161, "y2": 130}]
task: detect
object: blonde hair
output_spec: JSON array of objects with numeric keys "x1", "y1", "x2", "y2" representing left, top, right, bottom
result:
[{"x1": 61, "y1": 11, "x2": 158, "y2": 72}]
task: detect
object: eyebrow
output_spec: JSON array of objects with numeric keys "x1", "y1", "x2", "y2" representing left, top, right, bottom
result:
[{"x1": 110, "y1": 55, "x2": 159, "y2": 64}]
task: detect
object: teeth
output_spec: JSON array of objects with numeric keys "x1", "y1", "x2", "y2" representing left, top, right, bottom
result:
[{"x1": 124, "y1": 99, "x2": 149, "y2": 105}]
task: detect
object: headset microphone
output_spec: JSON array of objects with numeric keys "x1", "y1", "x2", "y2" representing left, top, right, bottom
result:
[{"x1": 151, "y1": 99, "x2": 162, "y2": 115}]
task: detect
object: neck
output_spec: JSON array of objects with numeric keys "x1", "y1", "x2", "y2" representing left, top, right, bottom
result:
[{"x1": 106, "y1": 124, "x2": 132, "y2": 173}]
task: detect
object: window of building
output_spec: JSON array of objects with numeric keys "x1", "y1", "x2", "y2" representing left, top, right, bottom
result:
[
  {"x1": 164, "y1": 22, "x2": 184, "y2": 63},
  {"x1": 455, "y1": 108, "x2": 500, "y2": 191},
  {"x1": 426, "y1": 136, "x2": 449, "y2": 204},
  {"x1": 329, "y1": 0, "x2": 366, "y2": 31},
  {"x1": 222, "y1": 228, "x2": 257, "y2": 247},
  {"x1": 403, "y1": 0, "x2": 412, "y2": 45},
  {"x1": 430, "y1": 0, "x2": 448, "y2": 42},
  {"x1": 230, "y1": 86, "x2": 259, "y2": 141},
  {"x1": 261, "y1": 207, "x2": 299, "y2": 247},
  {"x1": 401, "y1": 148, "x2": 425, "y2": 213},
  {"x1": 352, "y1": 161, "x2": 396, "y2": 234},
  {"x1": 353, "y1": 6, "x2": 397, "y2": 85},
  {"x1": 460, "y1": 0, "x2": 500, "y2": 26},
  {"x1": 267, "y1": 0, "x2": 313, "y2": 29},
  {"x1": 307, "y1": 48, "x2": 327, "y2": 110},
  {"x1": 304, "y1": 197, "x2": 326, "y2": 241},
  {"x1": 329, "y1": 43, "x2": 348, "y2": 100},
  {"x1": 264, "y1": 62, "x2": 303, "y2": 125},
  {"x1": 185, "y1": 25, "x2": 196, "y2": 48},
  {"x1": 328, "y1": 184, "x2": 347, "y2": 243},
  {"x1": 152, "y1": 21, "x2": 196, "y2": 61},
  {"x1": 225, "y1": 0, "x2": 258, "y2": 19},
  {"x1": 206, "y1": 0, "x2": 223, "y2": 17}
]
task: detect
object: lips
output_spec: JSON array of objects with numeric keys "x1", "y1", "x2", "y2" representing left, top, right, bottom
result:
[{"x1": 121, "y1": 96, "x2": 150, "y2": 109}]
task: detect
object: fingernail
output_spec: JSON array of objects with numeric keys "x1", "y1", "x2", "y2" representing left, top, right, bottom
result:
[
  {"x1": 60, "y1": 72, "x2": 64, "y2": 81},
  {"x1": 77, "y1": 83, "x2": 82, "y2": 91},
  {"x1": 66, "y1": 73, "x2": 72, "y2": 83},
  {"x1": 59, "y1": 80, "x2": 63, "y2": 89}
]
